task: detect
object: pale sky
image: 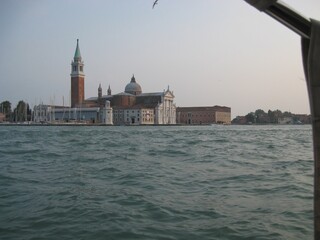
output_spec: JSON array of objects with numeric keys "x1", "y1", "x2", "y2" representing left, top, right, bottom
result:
[{"x1": 0, "y1": 0, "x2": 319, "y2": 118}]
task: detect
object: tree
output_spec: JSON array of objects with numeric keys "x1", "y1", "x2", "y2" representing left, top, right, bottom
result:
[
  {"x1": 283, "y1": 111, "x2": 292, "y2": 117},
  {"x1": 268, "y1": 110, "x2": 275, "y2": 124},
  {"x1": 255, "y1": 109, "x2": 267, "y2": 123},
  {"x1": 274, "y1": 109, "x2": 282, "y2": 123},
  {"x1": 0, "y1": 100, "x2": 11, "y2": 113},
  {"x1": 245, "y1": 112, "x2": 255, "y2": 124},
  {"x1": 0, "y1": 101, "x2": 12, "y2": 120},
  {"x1": 255, "y1": 109, "x2": 265, "y2": 116},
  {"x1": 13, "y1": 101, "x2": 31, "y2": 122}
]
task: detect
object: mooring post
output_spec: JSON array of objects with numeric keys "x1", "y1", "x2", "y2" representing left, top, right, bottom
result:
[{"x1": 244, "y1": 1, "x2": 320, "y2": 239}]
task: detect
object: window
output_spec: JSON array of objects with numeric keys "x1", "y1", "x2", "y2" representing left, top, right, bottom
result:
[{"x1": 80, "y1": 66, "x2": 83, "y2": 71}]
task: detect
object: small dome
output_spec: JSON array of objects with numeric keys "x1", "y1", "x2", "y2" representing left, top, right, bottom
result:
[{"x1": 125, "y1": 75, "x2": 142, "y2": 95}]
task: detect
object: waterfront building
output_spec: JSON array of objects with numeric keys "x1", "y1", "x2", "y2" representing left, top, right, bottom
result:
[
  {"x1": 33, "y1": 100, "x2": 113, "y2": 124},
  {"x1": 176, "y1": 106, "x2": 231, "y2": 125},
  {"x1": 33, "y1": 104, "x2": 102, "y2": 124},
  {"x1": 33, "y1": 104, "x2": 59, "y2": 123},
  {"x1": 34, "y1": 39, "x2": 176, "y2": 125},
  {"x1": 0, "y1": 112, "x2": 5, "y2": 122},
  {"x1": 113, "y1": 107, "x2": 154, "y2": 125},
  {"x1": 85, "y1": 77, "x2": 176, "y2": 125},
  {"x1": 278, "y1": 117, "x2": 293, "y2": 125},
  {"x1": 100, "y1": 101, "x2": 113, "y2": 124},
  {"x1": 76, "y1": 40, "x2": 176, "y2": 125}
]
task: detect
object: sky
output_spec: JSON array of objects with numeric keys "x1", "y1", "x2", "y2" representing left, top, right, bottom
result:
[{"x1": 0, "y1": 0, "x2": 319, "y2": 118}]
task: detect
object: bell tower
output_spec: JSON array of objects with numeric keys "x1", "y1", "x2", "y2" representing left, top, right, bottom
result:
[
  {"x1": 98, "y1": 84, "x2": 102, "y2": 99},
  {"x1": 71, "y1": 39, "x2": 85, "y2": 107}
]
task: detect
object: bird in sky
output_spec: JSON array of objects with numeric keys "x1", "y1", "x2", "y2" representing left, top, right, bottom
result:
[{"x1": 152, "y1": 0, "x2": 158, "y2": 9}]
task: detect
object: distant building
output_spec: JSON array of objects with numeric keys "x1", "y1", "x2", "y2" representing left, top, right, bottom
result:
[
  {"x1": 176, "y1": 106, "x2": 231, "y2": 125},
  {"x1": 85, "y1": 76, "x2": 176, "y2": 125},
  {"x1": 231, "y1": 112, "x2": 311, "y2": 125},
  {"x1": 293, "y1": 114, "x2": 311, "y2": 124},
  {"x1": 33, "y1": 100, "x2": 113, "y2": 124},
  {"x1": 33, "y1": 104, "x2": 55, "y2": 123},
  {"x1": 113, "y1": 107, "x2": 155, "y2": 125},
  {"x1": 278, "y1": 117, "x2": 293, "y2": 124},
  {"x1": 34, "y1": 39, "x2": 176, "y2": 125},
  {"x1": 0, "y1": 112, "x2": 5, "y2": 122}
]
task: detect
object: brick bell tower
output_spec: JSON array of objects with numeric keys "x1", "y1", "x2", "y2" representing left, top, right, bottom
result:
[{"x1": 71, "y1": 39, "x2": 85, "y2": 107}]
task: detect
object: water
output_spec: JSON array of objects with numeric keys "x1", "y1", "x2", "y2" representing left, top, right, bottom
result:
[{"x1": 0, "y1": 125, "x2": 313, "y2": 240}]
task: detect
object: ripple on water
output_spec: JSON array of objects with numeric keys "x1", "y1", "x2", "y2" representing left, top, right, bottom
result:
[{"x1": 0, "y1": 125, "x2": 313, "y2": 240}]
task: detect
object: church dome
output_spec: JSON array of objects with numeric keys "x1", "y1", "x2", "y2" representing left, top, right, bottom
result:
[{"x1": 125, "y1": 75, "x2": 142, "y2": 95}]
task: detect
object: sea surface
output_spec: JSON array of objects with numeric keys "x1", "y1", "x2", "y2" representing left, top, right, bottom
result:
[{"x1": 0, "y1": 125, "x2": 314, "y2": 240}]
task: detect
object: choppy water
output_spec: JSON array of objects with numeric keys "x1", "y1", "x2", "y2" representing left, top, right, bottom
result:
[{"x1": 0, "y1": 125, "x2": 313, "y2": 240}]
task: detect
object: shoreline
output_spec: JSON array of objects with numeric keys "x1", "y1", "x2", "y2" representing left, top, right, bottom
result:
[{"x1": 0, "y1": 123, "x2": 309, "y2": 127}]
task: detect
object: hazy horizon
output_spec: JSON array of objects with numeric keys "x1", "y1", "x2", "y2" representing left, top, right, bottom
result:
[{"x1": 1, "y1": 0, "x2": 319, "y2": 118}]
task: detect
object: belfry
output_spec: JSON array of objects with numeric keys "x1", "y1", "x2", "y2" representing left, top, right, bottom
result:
[{"x1": 71, "y1": 39, "x2": 85, "y2": 107}]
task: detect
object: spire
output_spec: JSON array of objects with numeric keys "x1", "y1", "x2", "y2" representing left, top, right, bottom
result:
[
  {"x1": 107, "y1": 85, "x2": 112, "y2": 95},
  {"x1": 98, "y1": 83, "x2": 102, "y2": 99},
  {"x1": 131, "y1": 74, "x2": 136, "y2": 83},
  {"x1": 74, "y1": 39, "x2": 82, "y2": 61},
  {"x1": 71, "y1": 39, "x2": 84, "y2": 74}
]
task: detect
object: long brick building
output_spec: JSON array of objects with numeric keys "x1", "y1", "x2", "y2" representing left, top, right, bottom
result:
[{"x1": 176, "y1": 106, "x2": 231, "y2": 125}]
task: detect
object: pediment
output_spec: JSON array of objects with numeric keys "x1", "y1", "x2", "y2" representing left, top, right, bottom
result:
[{"x1": 164, "y1": 90, "x2": 175, "y2": 98}]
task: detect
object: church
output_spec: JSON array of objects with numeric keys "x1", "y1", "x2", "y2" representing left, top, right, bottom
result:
[{"x1": 34, "y1": 40, "x2": 176, "y2": 125}]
